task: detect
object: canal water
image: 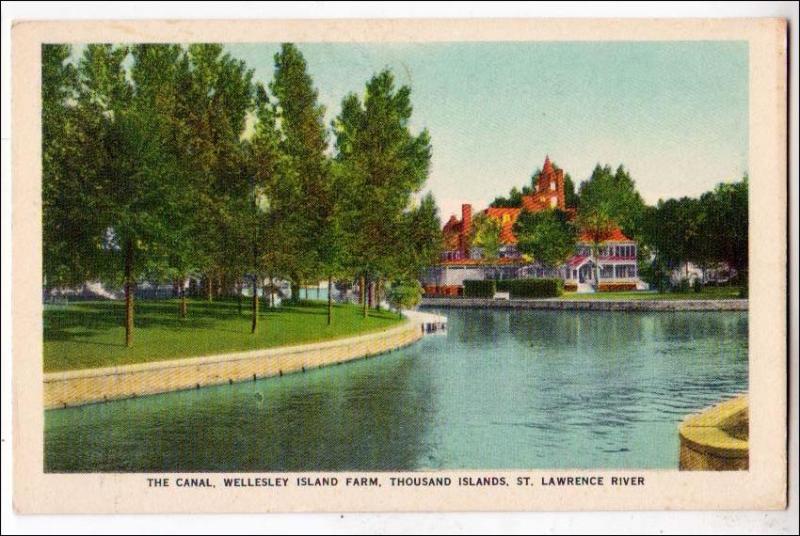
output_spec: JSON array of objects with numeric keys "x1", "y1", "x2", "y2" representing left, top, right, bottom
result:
[{"x1": 45, "y1": 309, "x2": 748, "y2": 472}]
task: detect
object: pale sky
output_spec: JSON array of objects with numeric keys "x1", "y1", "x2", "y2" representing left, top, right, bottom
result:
[
  {"x1": 71, "y1": 41, "x2": 749, "y2": 221},
  {"x1": 226, "y1": 41, "x2": 748, "y2": 221}
]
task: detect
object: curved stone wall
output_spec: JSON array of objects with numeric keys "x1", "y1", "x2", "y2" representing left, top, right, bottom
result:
[
  {"x1": 44, "y1": 320, "x2": 422, "y2": 409},
  {"x1": 678, "y1": 395, "x2": 749, "y2": 471}
]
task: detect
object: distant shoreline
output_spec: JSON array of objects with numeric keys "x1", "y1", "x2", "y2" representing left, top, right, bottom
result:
[{"x1": 420, "y1": 297, "x2": 748, "y2": 312}]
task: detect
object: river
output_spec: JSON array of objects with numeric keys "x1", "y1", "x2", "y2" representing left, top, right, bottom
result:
[{"x1": 45, "y1": 308, "x2": 748, "y2": 471}]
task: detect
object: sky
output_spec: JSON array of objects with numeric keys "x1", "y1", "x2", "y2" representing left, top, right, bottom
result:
[
  {"x1": 71, "y1": 41, "x2": 749, "y2": 221},
  {"x1": 225, "y1": 41, "x2": 748, "y2": 221}
]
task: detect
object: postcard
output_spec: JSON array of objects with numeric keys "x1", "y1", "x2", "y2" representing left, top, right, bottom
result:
[{"x1": 11, "y1": 18, "x2": 787, "y2": 513}]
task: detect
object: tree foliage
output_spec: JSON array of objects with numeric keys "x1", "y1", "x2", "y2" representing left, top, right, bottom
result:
[
  {"x1": 470, "y1": 213, "x2": 503, "y2": 260},
  {"x1": 513, "y1": 209, "x2": 576, "y2": 268},
  {"x1": 578, "y1": 164, "x2": 645, "y2": 239}
]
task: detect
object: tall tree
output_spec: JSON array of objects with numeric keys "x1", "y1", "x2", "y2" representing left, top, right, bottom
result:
[
  {"x1": 333, "y1": 69, "x2": 432, "y2": 318},
  {"x1": 578, "y1": 164, "x2": 645, "y2": 239},
  {"x1": 72, "y1": 44, "x2": 193, "y2": 346},
  {"x1": 182, "y1": 44, "x2": 254, "y2": 304},
  {"x1": 270, "y1": 43, "x2": 333, "y2": 306},
  {"x1": 42, "y1": 44, "x2": 91, "y2": 288},
  {"x1": 513, "y1": 209, "x2": 576, "y2": 268}
]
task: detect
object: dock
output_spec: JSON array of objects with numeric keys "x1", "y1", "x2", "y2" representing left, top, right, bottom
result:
[{"x1": 404, "y1": 309, "x2": 448, "y2": 335}]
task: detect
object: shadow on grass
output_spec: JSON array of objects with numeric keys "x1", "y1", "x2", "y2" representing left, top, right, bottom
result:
[{"x1": 43, "y1": 299, "x2": 389, "y2": 344}]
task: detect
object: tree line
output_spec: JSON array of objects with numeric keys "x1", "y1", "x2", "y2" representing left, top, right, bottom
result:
[
  {"x1": 43, "y1": 43, "x2": 442, "y2": 346},
  {"x1": 482, "y1": 161, "x2": 748, "y2": 288}
]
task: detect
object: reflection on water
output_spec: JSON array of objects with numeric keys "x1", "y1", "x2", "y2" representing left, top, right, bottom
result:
[{"x1": 45, "y1": 309, "x2": 748, "y2": 471}]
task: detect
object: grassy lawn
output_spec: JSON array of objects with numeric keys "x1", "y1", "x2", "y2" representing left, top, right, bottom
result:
[
  {"x1": 561, "y1": 287, "x2": 743, "y2": 301},
  {"x1": 44, "y1": 299, "x2": 403, "y2": 372}
]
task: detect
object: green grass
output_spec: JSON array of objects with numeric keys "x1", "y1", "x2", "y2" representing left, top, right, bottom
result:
[
  {"x1": 561, "y1": 287, "x2": 743, "y2": 301},
  {"x1": 44, "y1": 299, "x2": 403, "y2": 372}
]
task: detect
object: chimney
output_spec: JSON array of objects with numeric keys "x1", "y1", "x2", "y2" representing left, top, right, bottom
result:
[{"x1": 461, "y1": 203, "x2": 472, "y2": 257}]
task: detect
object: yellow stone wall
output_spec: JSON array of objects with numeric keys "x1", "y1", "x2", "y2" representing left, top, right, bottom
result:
[
  {"x1": 678, "y1": 395, "x2": 749, "y2": 471},
  {"x1": 44, "y1": 320, "x2": 421, "y2": 409}
]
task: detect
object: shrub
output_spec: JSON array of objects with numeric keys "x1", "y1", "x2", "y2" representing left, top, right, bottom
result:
[
  {"x1": 498, "y1": 278, "x2": 563, "y2": 298},
  {"x1": 463, "y1": 279, "x2": 496, "y2": 298},
  {"x1": 597, "y1": 282, "x2": 637, "y2": 292},
  {"x1": 672, "y1": 278, "x2": 691, "y2": 293},
  {"x1": 693, "y1": 279, "x2": 703, "y2": 293},
  {"x1": 387, "y1": 280, "x2": 423, "y2": 315}
]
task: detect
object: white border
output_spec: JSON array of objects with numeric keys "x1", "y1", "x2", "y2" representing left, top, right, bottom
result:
[{"x1": 1, "y1": 1, "x2": 797, "y2": 534}]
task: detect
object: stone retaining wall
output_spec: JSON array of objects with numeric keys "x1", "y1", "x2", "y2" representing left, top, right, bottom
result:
[
  {"x1": 44, "y1": 320, "x2": 421, "y2": 409},
  {"x1": 420, "y1": 297, "x2": 748, "y2": 311},
  {"x1": 679, "y1": 395, "x2": 749, "y2": 470}
]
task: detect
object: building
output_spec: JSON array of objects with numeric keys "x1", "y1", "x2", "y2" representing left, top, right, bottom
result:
[{"x1": 424, "y1": 156, "x2": 642, "y2": 295}]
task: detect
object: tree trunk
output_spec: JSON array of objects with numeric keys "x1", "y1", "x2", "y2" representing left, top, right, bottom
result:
[
  {"x1": 269, "y1": 275, "x2": 274, "y2": 307},
  {"x1": 291, "y1": 280, "x2": 300, "y2": 303},
  {"x1": 206, "y1": 275, "x2": 213, "y2": 302},
  {"x1": 179, "y1": 284, "x2": 187, "y2": 318},
  {"x1": 237, "y1": 280, "x2": 243, "y2": 315},
  {"x1": 327, "y1": 275, "x2": 333, "y2": 326},
  {"x1": 362, "y1": 274, "x2": 368, "y2": 318},
  {"x1": 251, "y1": 275, "x2": 259, "y2": 334},
  {"x1": 375, "y1": 279, "x2": 382, "y2": 311},
  {"x1": 124, "y1": 240, "x2": 134, "y2": 347}
]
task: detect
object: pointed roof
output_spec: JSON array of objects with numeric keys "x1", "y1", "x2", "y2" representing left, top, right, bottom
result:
[{"x1": 542, "y1": 154, "x2": 553, "y2": 176}]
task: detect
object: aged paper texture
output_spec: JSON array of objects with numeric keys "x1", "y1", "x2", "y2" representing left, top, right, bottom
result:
[{"x1": 12, "y1": 18, "x2": 787, "y2": 513}]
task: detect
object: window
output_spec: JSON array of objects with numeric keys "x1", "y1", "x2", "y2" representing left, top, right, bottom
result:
[
  {"x1": 550, "y1": 180, "x2": 556, "y2": 191},
  {"x1": 550, "y1": 196, "x2": 557, "y2": 208},
  {"x1": 614, "y1": 264, "x2": 637, "y2": 278},
  {"x1": 600, "y1": 265, "x2": 614, "y2": 278}
]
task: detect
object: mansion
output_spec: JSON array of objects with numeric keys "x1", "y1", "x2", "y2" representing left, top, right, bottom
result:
[{"x1": 424, "y1": 156, "x2": 643, "y2": 296}]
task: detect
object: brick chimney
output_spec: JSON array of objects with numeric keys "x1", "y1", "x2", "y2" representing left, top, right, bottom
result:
[{"x1": 461, "y1": 203, "x2": 472, "y2": 257}]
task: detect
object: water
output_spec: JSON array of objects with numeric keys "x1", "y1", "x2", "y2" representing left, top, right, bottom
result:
[{"x1": 45, "y1": 309, "x2": 748, "y2": 472}]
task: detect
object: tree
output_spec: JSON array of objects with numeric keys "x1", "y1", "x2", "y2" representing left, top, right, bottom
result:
[
  {"x1": 270, "y1": 43, "x2": 334, "y2": 310},
  {"x1": 386, "y1": 279, "x2": 423, "y2": 318},
  {"x1": 578, "y1": 164, "x2": 645, "y2": 239},
  {"x1": 245, "y1": 82, "x2": 294, "y2": 332},
  {"x1": 576, "y1": 207, "x2": 615, "y2": 285},
  {"x1": 42, "y1": 44, "x2": 94, "y2": 289},
  {"x1": 470, "y1": 213, "x2": 503, "y2": 261},
  {"x1": 71, "y1": 44, "x2": 198, "y2": 346},
  {"x1": 180, "y1": 44, "x2": 254, "y2": 305},
  {"x1": 398, "y1": 192, "x2": 443, "y2": 278},
  {"x1": 702, "y1": 177, "x2": 748, "y2": 280},
  {"x1": 333, "y1": 69, "x2": 432, "y2": 318},
  {"x1": 513, "y1": 209, "x2": 576, "y2": 268}
]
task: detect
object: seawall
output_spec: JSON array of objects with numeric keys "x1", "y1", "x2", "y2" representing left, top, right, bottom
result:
[
  {"x1": 420, "y1": 297, "x2": 748, "y2": 312},
  {"x1": 44, "y1": 318, "x2": 424, "y2": 410},
  {"x1": 679, "y1": 395, "x2": 749, "y2": 471}
]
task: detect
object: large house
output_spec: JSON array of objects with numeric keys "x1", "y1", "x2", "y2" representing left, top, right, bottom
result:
[{"x1": 424, "y1": 156, "x2": 642, "y2": 295}]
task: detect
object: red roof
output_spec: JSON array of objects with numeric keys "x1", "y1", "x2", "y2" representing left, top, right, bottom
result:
[
  {"x1": 440, "y1": 257, "x2": 525, "y2": 266},
  {"x1": 578, "y1": 227, "x2": 632, "y2": 243},
  {"x1": 567, "y1": 254, "x2": 590, "y2": 267}
]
